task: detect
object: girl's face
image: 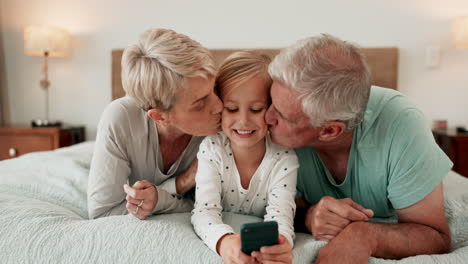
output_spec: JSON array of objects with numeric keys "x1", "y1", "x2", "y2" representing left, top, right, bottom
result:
[{"x1": 221, "y1": 74, "x2": 270, "y2": 150}]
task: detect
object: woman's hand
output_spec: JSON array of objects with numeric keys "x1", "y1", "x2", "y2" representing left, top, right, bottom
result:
[
  {"x1": 251, "y1": 235, "x2": 293, "y2": 264},
  {"x1": 123, "y1": 180, "x2": 158, "y2": 220},
  {"x1": 218, "y1": 234, "x2": 256, "y2": 264},
  {"x1": 176, "y1": 159, "x2": 198, "y2": 194}
]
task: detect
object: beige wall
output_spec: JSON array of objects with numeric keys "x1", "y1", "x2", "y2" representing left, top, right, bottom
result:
[
  {"x1": 0, "y1": 1, "x2": 10, "y2": 125},
  {"x1": 1, "y1": 0, "x2": 468, "y2": 139}
]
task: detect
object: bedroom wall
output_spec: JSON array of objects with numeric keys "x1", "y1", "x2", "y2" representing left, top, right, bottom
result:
[{"x1": 1, "y1": 0, "x2": 468, "y2": 140}]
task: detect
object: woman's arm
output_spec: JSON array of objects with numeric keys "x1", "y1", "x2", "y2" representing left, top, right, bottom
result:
[
  {"x1": 88, "y1": 101, "x2": 197, "y2": 219},
  {"x1": 176, "y1": 159, "x2": 198, "y2": 194},
  {"x1": 87, "y1": 120, "x2": 131, "y2": 219}
]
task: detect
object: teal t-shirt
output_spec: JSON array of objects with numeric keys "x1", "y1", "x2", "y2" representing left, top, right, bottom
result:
[{"x1": 295, "y1": 86, "x2": 453, "y2": 220}]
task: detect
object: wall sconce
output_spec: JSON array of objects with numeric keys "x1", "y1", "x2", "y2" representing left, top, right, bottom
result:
[
  {"x1": 452, "y1": 16, "x2": 468, "y2": 49},
  {"x1": 23, "y1": 25, "x2": 71, "y2": 127}
]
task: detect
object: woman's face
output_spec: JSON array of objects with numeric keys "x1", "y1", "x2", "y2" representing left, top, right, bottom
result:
[
  {"x1": 167, "y1": 76, "x2": 223, "y2": 136},
  {"x1": 221, "y1": 75, "x2": 269, "y2": 150}
]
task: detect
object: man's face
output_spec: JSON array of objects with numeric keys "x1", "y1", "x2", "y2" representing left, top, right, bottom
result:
[
  {"x1": 168, "y1": 76, "x2": 223, "y2": 136},
  {"x1": 265, "y1": 81, "x2": 319, "y2": 148}
]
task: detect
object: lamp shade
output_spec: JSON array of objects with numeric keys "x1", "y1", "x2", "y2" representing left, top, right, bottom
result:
[
  {"x1": 453, "y1": 16, "x2": 468, "y2": 49},
  {"x1": 24, "y1": 25, "x2": 71, "y2": 57}
]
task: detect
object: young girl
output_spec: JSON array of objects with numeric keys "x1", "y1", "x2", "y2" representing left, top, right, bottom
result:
[{"x1": 191, "y1": 51, "x2": 298, "y2": 263}]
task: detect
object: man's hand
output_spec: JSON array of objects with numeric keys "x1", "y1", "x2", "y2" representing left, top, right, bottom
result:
[
  {"x1": 251, "y1": 235, "x2": 292, "y2": 264},
  {"x1": 217, "y1": 234, "x2": 256, "y2": 264},
  {"x1": 123, "y1": 180, "x2": 158, "y2": 220},
  {"x1": 315, "y1": 184, "x2": 451, "y2": 262},
  {"x1": 305, "y1": 196, "x2": 374, "y2": 241},
  {"x1": 315, "y1": 221, "x2": 374, "y2": 264},
  {"x1": 176, "y1": 159, "x2": 198, "y2": 194}
]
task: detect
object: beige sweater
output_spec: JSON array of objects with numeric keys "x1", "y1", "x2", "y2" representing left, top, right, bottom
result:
[{"x1": 87, "y1": 97, "x2": 203, "y2": 219}]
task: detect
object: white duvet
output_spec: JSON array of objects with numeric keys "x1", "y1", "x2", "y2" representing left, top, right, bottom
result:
[{"x1": 0, "y1": 142, "x2": 467, "y2": 263}]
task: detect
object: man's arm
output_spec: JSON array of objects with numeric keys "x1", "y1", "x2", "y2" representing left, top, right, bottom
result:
[
  {"x1": 370, "y1": 183, "x2": 450, "y2": 258},
  {"x1": 316, "y1": 183, "x2": 450, "y2": 263},
  {"x1": 297, "y1": 196, "x2": 373, "y2": 241}
]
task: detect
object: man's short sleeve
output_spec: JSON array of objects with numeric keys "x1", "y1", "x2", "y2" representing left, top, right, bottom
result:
[{"x1": 387, "y1": 109, "x2": 452, "y2": 210}]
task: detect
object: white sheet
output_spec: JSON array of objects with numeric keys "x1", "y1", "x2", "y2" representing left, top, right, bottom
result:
[{"x1": 0, "y1": 142, "x2": 467, "y2": 263}]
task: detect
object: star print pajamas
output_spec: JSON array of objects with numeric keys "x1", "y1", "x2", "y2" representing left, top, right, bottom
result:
[{"x1": 191, "y1": 132, "x2": 298, "y2": 252}]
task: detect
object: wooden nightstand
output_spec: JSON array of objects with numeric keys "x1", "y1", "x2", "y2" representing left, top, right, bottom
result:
[
  {"x1": 0, "y1": 126, "x2": 85, "y2": 160},
  {"x1": 433, "y1": 128, "x2": 468, "y2": 177}
]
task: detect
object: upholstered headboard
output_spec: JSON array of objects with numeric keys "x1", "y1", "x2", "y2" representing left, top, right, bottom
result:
[{"x1": 111, "y1": 48, "x2": 398, "y2": 100}]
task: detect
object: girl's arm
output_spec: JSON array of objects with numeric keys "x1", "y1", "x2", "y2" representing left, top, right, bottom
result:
[
  {"x1": 263, "y1": 150, "x2": 299, "y2": 247},
  {"x1": 191, "y1": 138, "x2": 234, "y2": 253},
  {"x1": 252, "y1": 151, "x2": 298, "y2": 264}
]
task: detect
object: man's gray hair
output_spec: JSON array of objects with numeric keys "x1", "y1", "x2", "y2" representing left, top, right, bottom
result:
[{"x1": 268, "y1": 34, "x2": 371, "y2": 130}]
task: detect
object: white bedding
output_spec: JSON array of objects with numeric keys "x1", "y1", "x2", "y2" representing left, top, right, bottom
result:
[{"x1": 0, "y1": 142, "x2": 467, "y2": 263}]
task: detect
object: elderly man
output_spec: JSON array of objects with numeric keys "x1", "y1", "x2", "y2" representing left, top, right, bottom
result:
[{"x1": 265, "y1": 34, "x2": 452, "y2": 263}]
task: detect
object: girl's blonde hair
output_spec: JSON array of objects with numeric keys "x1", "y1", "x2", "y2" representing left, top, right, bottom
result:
[
  {"x1": 215, "y1": 50, "x2": 272, "y2": 98},
  {"x1": 121, "y1": 28, "x2": 216, "y2": 111}
]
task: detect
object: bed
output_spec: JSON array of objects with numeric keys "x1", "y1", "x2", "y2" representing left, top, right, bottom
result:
[
  {"x1": 2, "y1": 47, "x2": 468, "y2": 263},
  {"x1": 1, "y1": 142, "x2": 468, "y2": 263}
]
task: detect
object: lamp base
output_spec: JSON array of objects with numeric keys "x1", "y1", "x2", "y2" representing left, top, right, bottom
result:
[
  {"x1": 31, "y1": 119, "x2": 62, "y2": 127},
  {"x1": 456, "y1": 126, "x2": 468, "y2": 134}
]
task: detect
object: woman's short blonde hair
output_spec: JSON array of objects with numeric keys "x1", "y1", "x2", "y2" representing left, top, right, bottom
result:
[
  {"x1": 215, "y1": 50, "x2": 272, "y2": 98},
  {"x1": 121, "y1": 28, "x2": 216, "y2": 111}
]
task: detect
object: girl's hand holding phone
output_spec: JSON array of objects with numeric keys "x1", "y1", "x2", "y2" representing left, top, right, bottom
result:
[
  {"x1": 251, "y1": 235, "x2": 293, "y2": 264},
  {"x1": 217, "y1": 234, "x2": 256, "y2": 264}
]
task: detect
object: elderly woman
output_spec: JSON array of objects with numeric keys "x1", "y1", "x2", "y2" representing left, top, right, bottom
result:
[{"x1": 87, "y1": 28, "x2": 222, "y2": 220}]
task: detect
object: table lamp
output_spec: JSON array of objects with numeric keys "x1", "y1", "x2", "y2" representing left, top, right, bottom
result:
[
  {"x1": 23, "y1": 25, "x2": 71, "y2": 127},
  {"x1": 453, "y1": 16, "x2": 468, "y2": 49}
]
